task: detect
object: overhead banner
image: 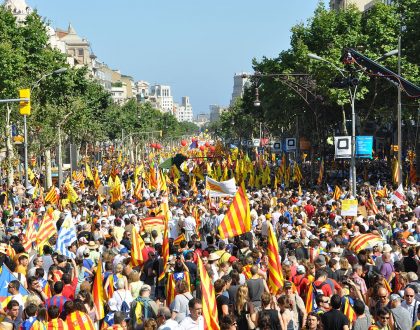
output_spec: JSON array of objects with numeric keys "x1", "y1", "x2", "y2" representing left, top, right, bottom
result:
[
  {"x1": 341, "y1": 199, "x2": 358, "y2": 216},
  {"x1": 334, "y1": 136, "x2": 351, "y2": 159},
  {"x1": 356, "y1": 136, "x2": 373, "y2": 159}
]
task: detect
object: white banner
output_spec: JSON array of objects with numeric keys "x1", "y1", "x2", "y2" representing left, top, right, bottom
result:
[{"x1": 205, "y1": 177, "x2": 237, "y2": 197}]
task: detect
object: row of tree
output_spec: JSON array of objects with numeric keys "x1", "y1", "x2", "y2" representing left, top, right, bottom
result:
[
  {"x1": 0, "y1": 8, "x2": 198, "y2": 185},
  {"x1": 210, "y1": 1, "x2": 419, "y2": 160}
]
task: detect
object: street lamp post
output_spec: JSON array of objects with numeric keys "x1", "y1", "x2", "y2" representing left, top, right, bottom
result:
[
  {"x1": 308, "y1": 50, "x2": 397, "y2": 196},
  {"x1": 27, "y1": 67, "x2": 67, "y2": 189},
  {"x1": 397, "y1": 36, "x2": 402, "y2": 185}
]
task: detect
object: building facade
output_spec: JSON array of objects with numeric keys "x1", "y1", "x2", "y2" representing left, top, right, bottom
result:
[
  {"x1": 149, "y1": 85, "x2": 174, "y2": 113},
  {"x1": 175, "y1": 96, "x2": 193, "y2": 122},
  {"x1": 209, "y1": 104, "x2": 227, "y2": 122},
  {"x1": 230, "y1": 72, "x2": 251, "y2": 106}
]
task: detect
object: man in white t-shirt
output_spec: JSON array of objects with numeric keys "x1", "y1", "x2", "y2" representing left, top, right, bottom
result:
[{"x1": 179, "y1": 298, "x2": 204, "y2": 330}]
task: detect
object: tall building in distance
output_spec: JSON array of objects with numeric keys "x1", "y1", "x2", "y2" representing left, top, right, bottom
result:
[
  {"x1": 209, "y1": 104, "x2": 227, "y2": 122},
  {"x1": 149, "y1": 85, "x2": 174, "y2": 113},
  {"x1": 174, "y1": 97, "x2": 193, "y2": 122},
  {"x1": 230, "y1": 72, "x2": 251, "y2": 106}
]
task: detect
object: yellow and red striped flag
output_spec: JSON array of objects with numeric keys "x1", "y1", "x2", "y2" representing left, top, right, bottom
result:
[
  {"x1": 93, "y1": 169, "x2": 101, "y2": 190},
  {"x1": 366, "y1": 187, "x2": 379, "y2": 214},
  {"x1": 409, "y1": 161, "x2": 417, "y2": 185},
  {"x1": 317, "y1": 159, "x2": 324, "y2": 186},
  {"x1": 93, "y1": 258, "x2": 105, "y2": 320},
  {"x1": 218, "y1": 185, "x2": 251, "y2": 239},
  {"x1": 197, "y1": 257, "x2": 220, "y2": 330},
  {"x1": 392, "y1": 157, "x2": 399, "y2": 185},
  {"x1": 131, "y1": 227, "x2": 145, "y2": 267},
  {"x1": 66, "y1": 310, "x2": 95, "y2": 329},
  {"x1": 293, "y1": 163, "x2": 303, "y2": 183},
  {"x1": 44, "y1": 186, "x2": 58, "y2": 204},
  {"x1": 22, "y1": 213, "x2": 37, "y2": 252},
  {"x1": 267, "y1": 224, "x2": 284, "y2": 294},
  {"x1": 333, "y1": 185, "x2": 342, "y2": 200},
  {"x1": 343, "y1": 297, "x2": 357, "y2": 323},
  {"x1": 85, "y1": 163, "x2": 94, "y2": 181},
  {"x1": 305, "y1": 282, "x2": 315, "y2": 313},
  {"x1": 173, "y1": 233, "x2": 186, "y2": 246},
  {"x1": 36, "y1": 212, "x2": 57, "y2": 246},
  {"x1": 158, "y1": 219, "x2": 169, "y2": 281}
]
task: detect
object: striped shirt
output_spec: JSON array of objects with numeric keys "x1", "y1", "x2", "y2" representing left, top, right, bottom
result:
[
  {"x1": 45, "y1": 295, "x2": 69, "y2": 313},
  {"x1": 47, "y1": 318, "x2": 68, "y2": 330},
  {"x1": 66, "y1": 311, "x2": 95, "y2": 330}
]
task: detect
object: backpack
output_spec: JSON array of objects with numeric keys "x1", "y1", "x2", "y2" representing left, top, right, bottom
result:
[
  {"x1": 117, "y1": 292, "x2": 130, "y2": 320},
  {"x1": 130, "y1": 296, "x2": 155, "y2": 328},
  {"x1": 314, "y1": 282, "x2": 329, "y2": 297}
]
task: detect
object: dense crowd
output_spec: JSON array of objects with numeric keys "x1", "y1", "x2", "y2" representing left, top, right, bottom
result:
[{"x1": 0, "y1": 158, "x2": 419, "y2": 330}]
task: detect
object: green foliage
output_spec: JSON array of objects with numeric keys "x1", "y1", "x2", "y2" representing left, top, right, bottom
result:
[
  {"x1": 0, "y1": 7, "x2": 195, "y2": 157},
  {"x1": 232, "y1": 1, "x2": 420, "y2": 153}
]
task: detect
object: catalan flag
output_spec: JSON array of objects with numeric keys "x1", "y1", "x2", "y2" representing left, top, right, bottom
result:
[
  {"x1": 36, "y1": 212, "x2": 56, "y2": 246},
  {"x1": 409, "y1": 161, "x2": 417, "y2": 185},
  {"x1": 197, "y1": 257, "x2": 220, "y2": 330},
  {"x1": 93, "y1": 258, "x2": 105, "y2": 320},
  {"x1": 142, "y1": 216, "x2": 165, "y2": 231},
  {"x1": 294, "y1": 163, "x2": 303, "y2": 183},
  {"x1": 66, "y1": 310, "x2": 95, "y2": 330},
  {"x1": 305, "y1": 282, "x2": 316, "y2": 313},
  {"x1": 333, "y1": 185, "x2": 342, "y2": 200},
  {"x1": 166, "y1": 271, "x2": 191, "y2": 308},
  {"x1": 65, "y1": 178, "x2": 79, "y2": 203},
  {"x1": 131, "y1": 227, "x2": 145, "y2": 267},
  {"x1": 22, "y1": 213, "x2": 37, "y2": 252},
  {"x1": 267, "y1": 224, "x2": 284, "y2": 294},
  {"x1": 317, "y1": 159, "x2": 324, "y2": 186},
  {"x1": 343, "y1": 297, "x2": 357, "y2": 323},
  {"x1": 392, "y1": 157, "x2": 399, "y2": 185},
  {"x1": 365, "y1": 187, "x2": 378, "y2": 214},
  {"x1": 173, "y1": 233, "x2": 186, "y2": 246},
  {"x1": 110, "y1": 175, "x2": 123, "y2": 202},
  {"x1": 85, "y1": 163, "x2": 94, "y2": 181},
  {"x1": 158, "y1": 220, "x2": 169, "y2": 281},
  {"x1": 94, "y1": 169, "x2": 101, "y2": 190},
  {"x1": 218, "y1": 185, "x2": 251, "y2": 239},
  {"x1": 44, "y1": 186, "x2": 58, "y2": 204},
  {"x1": 134, "y1": 178, "x2": 143, "y2": 200}
]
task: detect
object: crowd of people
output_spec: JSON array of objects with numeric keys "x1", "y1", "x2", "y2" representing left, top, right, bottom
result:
[{"x1": 0, "y1": 155, "x2": 418, "y2": 330}]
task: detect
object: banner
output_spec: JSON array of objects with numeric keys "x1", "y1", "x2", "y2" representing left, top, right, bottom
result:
[
  {"x1": 341, "y1": 199, "x2": 358, "y2": 216},
  {"x1": 205, "y1": 177, "x2": 237, "y2": 197},
  {"x1": 334, "y1": 136, "x2": 351, "y2": 159}
]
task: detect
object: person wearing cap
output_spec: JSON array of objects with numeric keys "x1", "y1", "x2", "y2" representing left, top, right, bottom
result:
[
  {"x1": 283, "y1": 280, "x2": 307, "y2": 328},
  {"x1": 389, "y1": 293, "x2": 411, "y2": 330}
]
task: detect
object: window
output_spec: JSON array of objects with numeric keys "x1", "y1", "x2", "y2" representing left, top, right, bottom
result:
[{"x1": 78, "y1": 48, "x2": 84, "y2": 56}]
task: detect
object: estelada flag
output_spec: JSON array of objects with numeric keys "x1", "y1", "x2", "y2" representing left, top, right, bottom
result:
[{"x1": 218, "y1": 185, "x2": 251, "y2": 239}]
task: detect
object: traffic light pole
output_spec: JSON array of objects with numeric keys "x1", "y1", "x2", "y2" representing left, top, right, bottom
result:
[
  {"x1": 0, "y1": 97, "x2": 30, "y2": 189},
  {"x1": 24, "y1": 114, "x2": 28, "y2": 189}
]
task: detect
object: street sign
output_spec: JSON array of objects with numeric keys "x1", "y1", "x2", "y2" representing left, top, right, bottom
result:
[
  {"x1": 252, "y1": 139, "x2": 260, "y2": 147},
  {"x1": 247, "y1": 140, "x2": 253, "y2": 148},
  {"x1": 356, "y1": 136, "x2": 373, "y2": 158},
  {"x1": 285, "y1": 138, "x2": 297, "y2": 152},
  {"x1": 272, "y1": 141, "x2": 282, "y2": 153},
  {"x1": 334, "y1": 136, "x2": 351, "y2": 158}
]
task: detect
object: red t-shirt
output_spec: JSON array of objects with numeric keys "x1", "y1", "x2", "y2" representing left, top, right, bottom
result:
[
  {"x1": 62, "y1": 276, "x2": 78, "y2": 300},
  {"x1": 304, "y1": 204, "x2": 315, "y2": 219}
]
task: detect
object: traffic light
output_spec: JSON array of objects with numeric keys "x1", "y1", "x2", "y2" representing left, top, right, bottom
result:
[{"x1": 19, "y1": 89, "x2": 30, "y2": 115}]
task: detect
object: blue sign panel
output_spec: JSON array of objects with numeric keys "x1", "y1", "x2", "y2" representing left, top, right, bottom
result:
[{"x1": 356, "y1": 136, "x2": 373, "y2": 158}]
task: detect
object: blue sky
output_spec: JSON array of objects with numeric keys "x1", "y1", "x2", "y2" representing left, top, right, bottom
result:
[{"x1": 27, "y1": 0, "x2": 320, "y2": 115}]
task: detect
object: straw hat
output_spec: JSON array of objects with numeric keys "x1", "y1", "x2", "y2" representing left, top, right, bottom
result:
[{"x1": 208, "y1": 253, "x2": 221, "y2": 262}]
